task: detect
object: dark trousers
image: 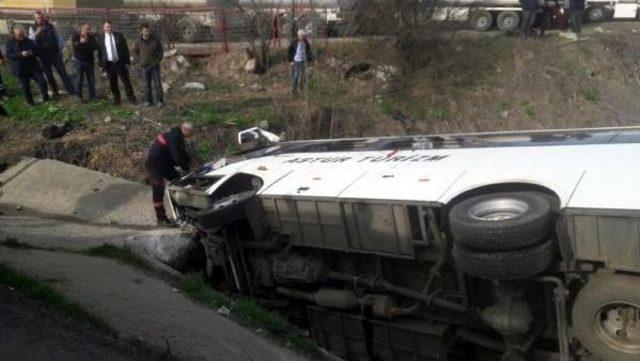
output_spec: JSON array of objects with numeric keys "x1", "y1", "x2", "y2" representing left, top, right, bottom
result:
[
  {"x1": 146, "y1": 159, "x2": 181, "y2": 220},
  {"x1": 41, "y1": 52, "x2": 75, "y2": 96},
  {"x1": 18, "y1": 71, "x2": 49, "y2": 105},
  {"x1": 76, "y1": 60, "x2": 97, "y2": 101},
  {"x1": 570, "y1": 9, "x2": 583, "y2": 33},
  {"x1": 521, "y1": 10, "x2": 538, "y2": 39},
  {"x1": 104, "y1": 61, "x2": 136, "y2": 104},
  {"x1": 141, "y1": 65, "x2": 163, "y2": 104}
]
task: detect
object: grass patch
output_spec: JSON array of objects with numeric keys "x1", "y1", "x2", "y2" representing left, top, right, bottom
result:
[
  {"x1": 182, "y1": 274, "x2": 322, "y2": 359},
  {"x1": 0, "y1": 263, "x2": 108, "y2": 330},
  {"x1": 583, "y1": 87, "x2": 600, "y2": 103},
  {"x1": 83, "y1": 244, "x2": 153, "y2": 273}
]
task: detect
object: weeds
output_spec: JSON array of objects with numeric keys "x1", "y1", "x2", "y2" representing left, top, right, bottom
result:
[
  {"x1": 182, "y1": 273, "x2": 321, "y2": 359},
  {"x1": 83, "y1": 244, "x2": 154, "y2": 273},
  {"x1": 583, "y1": 87, "x2": 600, "y2": 103},
  {"x1": 0, "y1": 263, "x2": 108, "y2": 330}
]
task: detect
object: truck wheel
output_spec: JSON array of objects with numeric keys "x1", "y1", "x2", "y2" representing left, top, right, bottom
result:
[
  {"x1": 470, "y1": 11, "x2": 493, "y2": 32},
  {"x1": 175, "y1": 18, "x2": 199, "y2": 43},
  {"x1": 586, "y1": 6, "x2": 606, "y2": 22},
  {"x1": 449, "y1": 191, "x2": 553, "y2": 252},
  {"x1": 496, "y1": 11, "x2": 520, "y2": 31},
  {"x1": 573, "y1": 274, "x2": 640, "y2": 361},
  {"x1": 453, "y1": 239, "x2": 555, "y2": 280},
  {"x1": 196, "y1": 191, "x2": 255, "y2": 231}
]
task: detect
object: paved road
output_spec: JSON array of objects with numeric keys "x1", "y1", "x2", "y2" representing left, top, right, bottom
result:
[{"x1": 0, "y1": 284, "x2": 156, "y2": 361}]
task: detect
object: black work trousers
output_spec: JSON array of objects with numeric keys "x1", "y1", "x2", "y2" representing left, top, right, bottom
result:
[
  {"x1": 104, "y1": 61, "x2": 136, "y2": 104},
  {"x1": 146, "y1": 159, "x2": 181, "y2": 220}
]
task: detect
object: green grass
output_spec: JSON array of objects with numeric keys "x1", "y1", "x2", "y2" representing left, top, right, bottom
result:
[
  {"x1": 83, "y1": 244, "x2": 154, "y2": 273},
  {"x1": 583, "y1": 87, "x2": 600, "y2": 103},
  {"x1": 0, "y1": 263, "x2": 108, "y2": 330},
  {"x1": 182, "y1": 274, "x2": 321, "y2": 358}
]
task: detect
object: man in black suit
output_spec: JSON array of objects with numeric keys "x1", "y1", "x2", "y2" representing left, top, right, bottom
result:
[
  {"x1": 5, "y1": 26, "x2": 49, "y2": 106},
  {"x1": 97, "y1": 20, "x2": 136, "y2": 105}
]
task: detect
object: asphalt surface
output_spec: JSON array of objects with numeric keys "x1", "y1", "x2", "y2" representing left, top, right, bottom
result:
[{"x1": 0, "y1": 285, "x2": 156, "y2": 361}]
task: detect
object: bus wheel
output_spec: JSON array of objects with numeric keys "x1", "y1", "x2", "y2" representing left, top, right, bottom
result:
[
  {"x1": 470, "y1": 11, "x2": 493, "y2": 32},
  {"x1": 573, "y1": 274, "x2": 640, "y2": 361},
  {"x1": 497, "y1": 11, "x2": 520, "y2": 31},
  {"x1": 586, "y1": 6, "x2": 607, "y2": 22}
]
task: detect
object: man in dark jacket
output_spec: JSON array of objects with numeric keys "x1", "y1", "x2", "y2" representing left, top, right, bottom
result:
[
  {"x1": 288, "y1": 30, "x2": 312, "y2": 94},
  {"x1": 520, "y1": 0, "x2": 540, "y2": 39},
  {"x1": 6, "y1": 26, "x2": 49, "y2": 106},
  {"x1": 97, "y1": 20, "x2": 136, "y2": 105},
  {"x1": 146, "y1": 122, "x2": 194, "y2": 226},
  {"x1": 33, "y1": 11, "x2": 75, "y2": 97},
  {"x1": 570, "y1": 0, "x2": 586, "y2": 34},
  {"x1": 133, "y1": 23, "x2": 164, "y2": 107},
  {"x1": 72, "y1": 23, "x2": 98, "y2": 102}
]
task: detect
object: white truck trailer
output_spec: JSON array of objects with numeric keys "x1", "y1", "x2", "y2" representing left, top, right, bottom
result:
[
  {"x1": 432, "y1": 0, "x2": 640, "y2": 31},
  {"x1": 169, "y1": 126, "x2": 640, "y2": 361}
]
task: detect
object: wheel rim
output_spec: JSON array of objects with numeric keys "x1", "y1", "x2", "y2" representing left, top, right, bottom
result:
[
  {"x1": 593, "y1": 302, "x2": 640, "y2": 354},
  {"x1": 468, "y1": 198, "x2": 530, "y2": 221},
  {"x1": 477, "y1": 17, "x2": 489, "y2": 28},
  {"x1": 503, "y1": 16, "x2": 515, "y2": 28},
  {"x1": 590, "y1": 8, "x2": 603, "y2": 21}
]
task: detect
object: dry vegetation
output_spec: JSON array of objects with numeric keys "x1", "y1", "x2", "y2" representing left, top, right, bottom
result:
[{"x1": 1, "y1": 22, "x2": 640, "y2": 182}]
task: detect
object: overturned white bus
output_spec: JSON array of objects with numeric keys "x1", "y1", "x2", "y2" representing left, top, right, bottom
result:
[{"x1": 169, "y1": 126, "x2": 640, "y2": 361}]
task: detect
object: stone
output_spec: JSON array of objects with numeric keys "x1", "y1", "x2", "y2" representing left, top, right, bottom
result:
[
  {"x1": 124, "y1": 230, "x2": 204, "y2": 273},
  {"x1": 170, "y1": 60, "x2": 180, "y2": 73},
  {"x1": 245, "y1": 58, "x2": 257, "y2": 73},
  {"x1": 558, "y1": 32, "x2": 578, "y2": 41},
  {"x1": 258, "y1": 120, "x2": 270, "y2": 130},
  {"x1": 249, "y1": 83, "x2": 265, "y2": 92},
  {"x1": 162, "y1": 82, "x2": 171, "y2": 93},
  {"x1": 182, "y1": 82, "x2": 206, "y2": 91},
  {"x1": 164, "y1": 48, "x2": 178, "y2": 58},
  {"x1": 217, "y1": 306, "x2": 230, "y2": 317},
  {"x1": 176, "y1": 55, "x2": 191, "y2": 68},
  {"x1": 593, "y1": 26, "x2": 605, "y2": 34},
  {"x1": 104, "y1": 116, "x2": 112, "y2": 123}
]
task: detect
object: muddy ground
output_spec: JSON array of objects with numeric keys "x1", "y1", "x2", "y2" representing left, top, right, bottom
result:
[{"x1": 0, "y1": 285, "x2": 156, "y2": 361}]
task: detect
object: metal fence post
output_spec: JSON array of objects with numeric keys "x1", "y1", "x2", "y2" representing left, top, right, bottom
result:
[{"x1": 219, "y1": 6, "x2": 229, "y2": 53}]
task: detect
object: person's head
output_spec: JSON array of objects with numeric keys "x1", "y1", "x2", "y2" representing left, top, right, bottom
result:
[
  {"x1": 12, "y1": 25, "x2": 25, "y2": 41},
  {"x1": 181, "y1": 122, "x2": 194, "y2": 138},
  {"x1": 34, "y1": 11, "x2": 46, "y2": 26},
  {"x1": 79, "y1": 23, "x2": 91, "y2": 36},
  {"x1": 140, "y1": 23, "x2": 151, "y2": 40},
  {"x1": 297, "y1": 29, "x2": 306, "y2": 42},
  {"x1": 103, "y1": 20, "x2": 112, "y2": 34}
]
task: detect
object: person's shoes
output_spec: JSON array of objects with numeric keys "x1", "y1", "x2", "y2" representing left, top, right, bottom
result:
[
  {"x1": 156, "y1": 102, "x2": 164, "y2": 108},
  {"x1": 157, "y1": 217, "x2": 177, "y2": 228}
]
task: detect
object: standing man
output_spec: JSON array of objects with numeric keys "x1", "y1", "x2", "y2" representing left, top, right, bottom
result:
[
  {"x1": 33, "y1": 11, "x2": 75, "y2": 97},
  {"x1": 146, "y1": 122, "x2": 194, "y2": 226},
  {"x1": 520, "y1": 0, "x2": 540, "y2": 39},
  {"x1": 97, "y1": 20, "x2": 136, "y2": 105},
  {"x1": 133, "y1": 23, "x2": 164, "y2": 108},
  {"x1": 288, "y1": 30, "x2": 312, "y2": 95},
  {"x1": 72, "y1": 23, "x2": 98, "y2": 102},
  {"x1": 5, "y1": 26, "x2": 49, "y2": 106},
  {"x1": 570, "y1": 0, "x2": 585, "y2": 34}
]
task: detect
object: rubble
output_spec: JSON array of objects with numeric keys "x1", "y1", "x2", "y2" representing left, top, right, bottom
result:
[{"x1": 182, "y1": 82, "x2": 206, "y2": 91}]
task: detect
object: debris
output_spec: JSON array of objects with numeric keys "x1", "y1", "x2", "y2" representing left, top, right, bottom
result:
[
  {"x1": 170, "y1": 60, "x2": 180, "y2": 73},
  {"x1": 249, "y1": 83, "x2": 265, "y2": 92},
  {"x1": 182, "y1": 82, "x2": 206, "y2": 91},
  {"x1": 164, "y1": 48, "x2": 178, "y2": 58},
  {"x1": 258, "y1": 120, "x2": 270, "y2": 130},
  {"x1": 217, "y1": 306, "x2": 230, "y2": 317},
  {"x1": 558, "y1": 32, "x2": 579, "y2": 41},
  {"x1": 92, "y1": 188, "x2": 100, "y2": 192},
  {"x1": 162, "y1": 82, "x2": 171, "y2": 93},
  {"x1": 501, "y1": 110, "x2": 509, "y2": 118},
  {"x1": 345, "y1": 63, "x2": 373, "y2": 79},
  {"x1": 172, "y1": 287, "x2": 180, "y2": 293},
  {"x1": 104, "y1": 116, "x2": 112, "y2": 123},
  {"x1": 176, "y1": 55, "x2": 191, "y2": 68},
  {"x1": 124, "y1": 231, "x2": 204, "y2": 273},
  {"x1": 245, "y1": 58, "x2": 257, "y2": 73},
  {"x1": 593, "y1": 26, "x2": 605, "y2": 34},
  {"x1": 41, "y1": 121, "x2": 75, "y2": 140}
]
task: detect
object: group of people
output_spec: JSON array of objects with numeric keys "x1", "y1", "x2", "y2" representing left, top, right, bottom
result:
[
  {"x1": 0, "y1": 11, "x2": 165, "y2": 107},
  {"x1": 520, "y1": 0, "x2": 586, "y2": 39}
]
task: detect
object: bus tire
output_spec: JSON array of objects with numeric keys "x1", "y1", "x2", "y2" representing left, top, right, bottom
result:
[
  {"x1": 573, "y1": 274, "x2": 640, "y2": 361},
  {"x1": 175, "y1": 17, "x2": 199, "y2": 43},
  {"x1": 453, "y1": 240, "x2": 555, "y2": 280},
  {"x1": 449, "y1": 191, "x2": 554, "y2": 252},
  {"x1": 586, "y1": 6, "x2": 607, "y2": 22},
  {"x1": 497, "y1": 11, "x2": 520, "y2": 32},
  {"x1": 470, "y1": 11, "x2": 493, "y2": 32}
]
